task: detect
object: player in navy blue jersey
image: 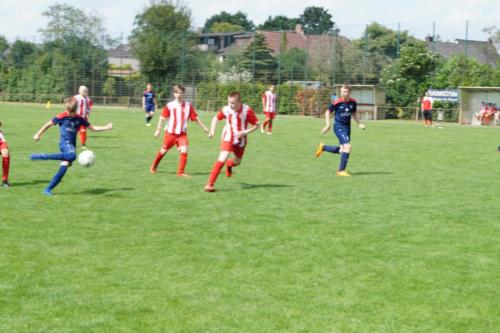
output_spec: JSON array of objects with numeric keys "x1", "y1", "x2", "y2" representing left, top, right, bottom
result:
[
  {"x1": 143, "y1": 83, "x2": 158, "y2": 126},
  {"x1": 30, "y1": 98, "x2": 113, "y2": 196},
  {"x1": 315, "y1": 84, "x2": 365, "y2": 177}
]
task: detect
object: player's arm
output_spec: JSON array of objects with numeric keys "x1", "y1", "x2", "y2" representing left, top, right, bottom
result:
[
  {"x1": 88, "y1": 123, "x2": 113, "y2": 132},
  {"x1": 352, "y1": 112, "x2": 365, "y2": 129},
  {"x1": 208, "y1": 115, "x2": 219, "y2": 138},
  {"x1": 154, "y1": 116, "x2": 166, "y2": 138},
  {"x1": 195, "y1": 117, "x2": 209, "y2": 134},
  {"x1": 33, "y1": 121, "x2": 53, "y2": 141},
  {"x1": 321, "y1": 110, "x2": 332, "y2": 134},
  {"x1": 142, "y1": 96, "x2": 146, "y2": 110}
]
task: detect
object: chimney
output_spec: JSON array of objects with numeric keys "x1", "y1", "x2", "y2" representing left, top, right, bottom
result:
[{"x1": 295, "y1": 24, "x2": 304, "y2": 36}]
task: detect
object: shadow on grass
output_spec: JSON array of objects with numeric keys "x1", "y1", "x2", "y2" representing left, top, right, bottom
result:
[
  {"x1": 239, "y1": 182, "x2": 294, "y2": 190},
  {"x1": 11, "y1": 179, "x2": 49, "y2": 187},
  {"x1": 63, "y1": 187, "x2": 135, "y2": 196},
  {"x1": 353, "y1": 171, "x2": 394, "y2": 176}
]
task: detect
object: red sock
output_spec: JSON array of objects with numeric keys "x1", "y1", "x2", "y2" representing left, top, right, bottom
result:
[
  {"x1": 226, "y1": 159, "x2": 235, "y2": 168},
  {"x1": 208, "y1": 161, "x2": 224, "y2": 185},
  {"x1": 2, "y1": 156, "x2": 9, "y2": 181},
  {"x1": 80, "y1": 131, "x2": 87, "y2": 145},
  {"x1": 177, "y1": 153, "x2": 188, "y2": 175},
  {"x1": 151, "y1": 151, "x2": 165, "y2": 170}
]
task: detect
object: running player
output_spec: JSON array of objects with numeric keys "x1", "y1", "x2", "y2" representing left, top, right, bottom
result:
[
  {"x1": 150, "y1": 85, "x2": 208, "y2": 177},
  {"x1": 74, "y1": 85, "x2": 93, "y2": 148},
  {"x1": 0, "y1": 121, "x2": 11, "y2": 187},
  {"x1": 261, "y1": 84, "x2": 277, "y2": 134},
  {"x1": 315, "y1": 84, "x2": 365, "y2": 177},
  {"x1": 205, "y1": 91, "x2": 259, "y2": 192},
  {"x1": 31, "y1": 98, "x2": 113, "y2": 196},
  {"x1": 143, "y1": 83, "x2": 158, "y2": 126}
]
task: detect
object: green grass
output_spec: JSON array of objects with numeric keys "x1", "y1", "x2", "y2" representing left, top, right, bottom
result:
[{"x1": 0, "y1": 102, "x2": 499, "y2": 332}]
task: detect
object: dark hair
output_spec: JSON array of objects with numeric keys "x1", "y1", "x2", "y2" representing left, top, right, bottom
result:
[
  {"x1": 173, "y1": 84, "x2": 185, "y2": 93},
  {"x1": 341, "y1": 83, "x2": 351, "y2": 91},
  {"x1": 229, "y1": 91, "x2": 241, "y2": 101}
]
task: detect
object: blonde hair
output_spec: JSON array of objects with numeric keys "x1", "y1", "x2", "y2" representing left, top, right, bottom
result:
[{"x1": 78, "y1": 85, "x2": 89, "y2": 95}]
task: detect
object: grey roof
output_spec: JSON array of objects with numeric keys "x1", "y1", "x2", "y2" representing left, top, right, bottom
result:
[
  {"x1": 108, "y1": 44, "x2": 135, "y2": 59},
  {"x1": 427, "y1": 39, "x2": 499, "y2": 67}
]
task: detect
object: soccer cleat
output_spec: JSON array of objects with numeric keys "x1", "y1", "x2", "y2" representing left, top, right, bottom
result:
[
  {"x1": 266, "y1": 132, "x2": 272, "y2": 135},
  {"x1": 150, "y1": 167, "x2": 157, "y2": 173},
  {"x1": 42, "y1": 189, "x2": 53, "y2": 196},
  {"x1": 81, "y1": 145, "x2": 88, "y2": 150},
  {"x1": 315, "y1": 143, "x2": 325, "y2": 157},
  {"x1": 226, "y1": 165, "x2": 233, "y2": 178},
  {"x1": 336, "y1": 170, "x2": 351, "y2": 177},
  {"x1": 177, "y1": 173, "x2": 191, "y2": 178},
  {"x1": 204, "y1": 184, "x2": 215, "y2": 192},
  {"x1": 260, "y1": 125, "x2": 265, "y2": 133},
  {"x1": 146, "y1": 123, "x2": 151, "y2": 127},
  {"x1": 2, "y1": 181, "x2": 11, "y2": 188}
]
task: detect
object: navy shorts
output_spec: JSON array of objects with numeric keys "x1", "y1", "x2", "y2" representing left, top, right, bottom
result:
[
  {"x1": 59, "y1": 141, "x2": 76, "y2": 162},
  {"x1": 334, "y1": 126, "x2": 351, "y2": 145},
  {"x1": 423, "y1": 110, "x2": 432, "y2": 120},
  {"x1": 145, "y1": 105, "x2": 155, "y2": 113}
]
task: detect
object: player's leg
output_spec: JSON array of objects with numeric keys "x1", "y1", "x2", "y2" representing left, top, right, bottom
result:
[
  {"x1": 31, "y1": 141, "x2": 76, "y2": 161},
  {"x1": 428, "y1": 111, "x2": 433, "y2": 126},
  {"x1": 151, "y1": 133, "x2": 175, "y2": 172},
  {"x1": 336, "y1": 129, "x2": 352, "y2": 176},
  {"x1": 79, "y1": 125, "x2": 87, "y2": 148},
  {"x1": 1, "y1": 144, "x2": 10, "y2": 187},
  {"x1": 176, "y1": 135, "x2": 190, "y2": 177},
  {"x1": 267, "y1": 118, "x2": 273, "y2": 134},
  {"x1": 226, "y1": 145, "x2": 244, "y2": 177},
  {"x1": 206, "y1": 145, "x2": 231, "y2": 192},
  {"x1": 145, "y1": 108, "x2": 154, "y2": 126},
  {"x1": 43, "y1": 144, "x2": 76, "y2": 195}
]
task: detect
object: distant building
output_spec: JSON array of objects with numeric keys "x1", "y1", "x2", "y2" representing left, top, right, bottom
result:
[
  {"x1": 107, "y1": 44, "x2": 140, "y2": 75},
  {"x1": 425, "y1": 37, "x2": 499, "y2": 67}
]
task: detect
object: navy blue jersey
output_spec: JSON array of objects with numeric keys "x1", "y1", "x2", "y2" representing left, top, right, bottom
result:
[
  {"x1": 143, "y1": 90, "x2": 156, "y2": 107},
  {"x1": 51, "y1": 111, "x2": 90, "y2": 146},
  {"x1": 328, "y1": 98, "x2": 357, "y2": 127}
]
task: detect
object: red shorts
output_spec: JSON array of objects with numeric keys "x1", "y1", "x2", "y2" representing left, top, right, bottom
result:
[
  {"x1": 265, "y1": 112, "x2": 276, "y2": 119},
  {"x1": 162, "y1": 133, "x2": 188, "y2": 151},
  {"x1": 0, "y1": 142, "x2": 8, "y2": 150},
  {"x1": 220, "y1": 140, "x2": 246, "y2": 159}
]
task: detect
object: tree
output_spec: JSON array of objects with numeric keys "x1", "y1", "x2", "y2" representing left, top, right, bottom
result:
[
  {"x1": 129, "y1": 2, "x2": 193, "y2": 84},
  {"x1": 258, "y1": 15, "x2": 300, "y2": 31},
  {"x1": 279, "y1": 47, "x2": 308, "y2": 81},
  {"x1": 432, "y1": 55, "x2": 496, "y2": 88},
  {"x1": 0, "y1": 35, "x2": 8, "y2": 57},
  {"x1": 381, "y1": 42, "x2": 439, "y2": 109},
  {"x1": 299, "y1": 6, "x2": 336, "y2": 34},
  {"x1": 38, "y1": 3, "x2": 114, "y2": 47},
  {"x1": 210, "y1": 22, "x2": 244, "y2": 33},
  {"x1": 5, "y1": 40, "x2": 37, "y2": 68},
  {"x1": 103, "y1": 77, "x2": 116, "y2": 96},
  {"x1": 203, "y1": 11, "x2": 254, "y2": 32},
  {"x1": 356, "y1": 22, "x2": 416, "y2": 59},
  {"x1": 240, "y1": 33, "x2": 277, "y2": 82}
]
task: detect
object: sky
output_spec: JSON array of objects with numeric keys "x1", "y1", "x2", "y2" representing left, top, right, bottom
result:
[{"x1": 1, "y1": 0, "x2": 499, "y2": 43}]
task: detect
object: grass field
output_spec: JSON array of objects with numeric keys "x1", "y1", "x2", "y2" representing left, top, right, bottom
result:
[{"x1": 0, "y1": 102, "x2": 499, "y2": 332}]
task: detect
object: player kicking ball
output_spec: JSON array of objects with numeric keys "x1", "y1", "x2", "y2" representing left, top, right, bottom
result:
[
  {"x1": 150, "y1": 85, "x2": 209, "y2": 177},
  {"x1": 30, "y1": 98, "x2": 113, "y2": 196},
  {"x1": 315, "y1": 84, "x2": 365, "y2": 177},
  {"x1": 205, "y1": 91, "x2": 259, "y2": 192}
]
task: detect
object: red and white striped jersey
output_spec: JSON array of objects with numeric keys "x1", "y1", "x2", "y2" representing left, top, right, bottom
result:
[
  {"x1": 161, "y1": 100, "x2": 198, "y2": 135},
  {"x1": 74, "y1": 94, "x2": 92, "y2": 119},
  {"x1": 0, "y1": 131, "x2": 5, "y2": 144},
  {"x1": 262, "y1": 90, "x2": 277, "y2": 113},
  {"x1": 217, "y1": 104, "x2": 259, "y2": 147}
]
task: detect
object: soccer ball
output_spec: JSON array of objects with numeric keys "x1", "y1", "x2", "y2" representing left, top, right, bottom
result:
[{"x1": 77, "y1": 150, "x2": 96, "y2": 167}]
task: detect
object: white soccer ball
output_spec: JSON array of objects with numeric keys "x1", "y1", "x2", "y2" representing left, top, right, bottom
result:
[{"x1": 77, "y1": 150, "x2": 96, "y2": 167}]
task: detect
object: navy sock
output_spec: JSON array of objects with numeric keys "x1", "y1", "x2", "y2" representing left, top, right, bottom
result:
[
  {"x1": 339, "y1": 153, "x2": 350, "y2": 171},
  {"x1": 323, "y1": 145, "x2": 340, "y2": 154},
  {"x1": 146, "y1": 116, "x2": 153, "y2": 124},
  {"x1": 46, "y1": 165, "x2": 68, "y2": 191}
]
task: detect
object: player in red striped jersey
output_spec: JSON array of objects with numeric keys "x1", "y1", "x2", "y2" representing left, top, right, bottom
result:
[
  {"x1": 205, "y1": 91, "x2": 260, "y2": 192},
  {"x1": 0, "y1": 121, "x2": 11, "y2": 187},
  {"x1": 261, "y1": 84, "x2": 277, "y2": 134},
  {"x1": 150, "y1": 85, "x2": 208, "y2": 177},
  {"x1": 74, "y1": 85, "x2": 93, "y2": 149}
]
